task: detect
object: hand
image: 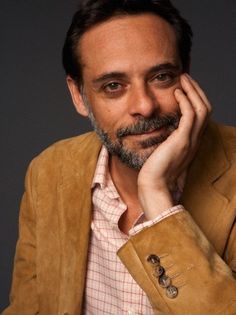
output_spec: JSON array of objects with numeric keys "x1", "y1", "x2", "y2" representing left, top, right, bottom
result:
[{"x1": 138, "y1": 74, "x2": 212, "y2": 220}]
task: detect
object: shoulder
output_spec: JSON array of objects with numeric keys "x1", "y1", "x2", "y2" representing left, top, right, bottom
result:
[
  {"x1": 209, "y1": 122, "x2": 236, "y2": 199},
  {"x1": 214, "y1": 122, "x2": 236, "y2": 163},
  {"x1": 33, "y1": 131, "x2": 99, "y2": 163},
  {"x1": 37, "y1": 131, "x2": 99, "y2": 159},
  {"x1": 26, "y1": 131, "x2": 101, "y2": 184}
]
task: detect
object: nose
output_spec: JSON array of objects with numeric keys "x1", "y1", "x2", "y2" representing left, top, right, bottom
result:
[{"x1": 128, "y1": 84, "x2": 158, "y2": 118}]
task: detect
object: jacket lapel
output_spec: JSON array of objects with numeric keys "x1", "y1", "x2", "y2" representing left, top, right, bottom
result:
[
  {"x1": 57, "y1": 133, "x2": 101, "y2": 314},
  {"x1": 181, "y1": 122, "x2": 231, "y2": 254}
]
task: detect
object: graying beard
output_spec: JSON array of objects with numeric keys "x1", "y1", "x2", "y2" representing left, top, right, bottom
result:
[{"x1": 87, "y1": 111, "x2": 145, "y2": 169}]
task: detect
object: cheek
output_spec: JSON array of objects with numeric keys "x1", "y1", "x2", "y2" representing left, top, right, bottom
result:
[
  {"x1": 155, "y1": 88, "x2": 179, "y2": 113},
  {"x1": 91, "y1": 105, "x2": 121, "y2": 134},
  {"x1": 88, "y1": 98, "x2": 127, "y2": 129}
]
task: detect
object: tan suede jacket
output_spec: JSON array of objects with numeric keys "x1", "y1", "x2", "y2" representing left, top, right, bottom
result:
[{"x1": 2, "y1": 122, "x2": 236, "y2": 315}]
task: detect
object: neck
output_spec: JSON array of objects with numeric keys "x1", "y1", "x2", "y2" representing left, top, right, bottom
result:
[{"x1": 110, "y1": 155, "x2": 143, "y2": 234}]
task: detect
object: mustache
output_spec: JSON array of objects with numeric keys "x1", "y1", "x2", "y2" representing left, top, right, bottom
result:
[{"x1": 116, "y1": 114, "x2": 180, "y2": 138}]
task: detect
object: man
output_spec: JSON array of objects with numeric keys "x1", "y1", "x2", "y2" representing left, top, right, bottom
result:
[{"x1": 2, "y1": 0, "x2": 236, "y2": 314}]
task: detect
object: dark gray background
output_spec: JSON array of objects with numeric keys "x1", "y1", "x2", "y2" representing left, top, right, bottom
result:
[{"x1": 0, "y1": 0, "x2": 235, "y2": 311}]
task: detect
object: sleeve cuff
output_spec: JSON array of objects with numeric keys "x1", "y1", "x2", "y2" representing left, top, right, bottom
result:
[{"x1": 128, "y1": 204, "x2": 184, "y2": 236}]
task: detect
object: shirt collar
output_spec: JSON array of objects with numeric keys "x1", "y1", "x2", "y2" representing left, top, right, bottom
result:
[
  {"x1": 91, "y1": 145, "x2": 120, "y2": 199},
  {"x1": 91, "y1": 145, "x2": 108, "y2": 190}
]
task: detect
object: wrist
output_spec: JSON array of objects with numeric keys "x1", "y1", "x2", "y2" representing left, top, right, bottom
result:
[{"x1": 138, "y1": 186, "x2": 174, "y2": 220}]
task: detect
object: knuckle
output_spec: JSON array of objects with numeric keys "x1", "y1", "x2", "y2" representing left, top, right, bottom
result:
[{"x1": 196, "y1": 106, "x2": 207, "y2": 117}]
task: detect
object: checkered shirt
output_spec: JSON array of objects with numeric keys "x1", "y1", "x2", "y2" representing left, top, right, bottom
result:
[{"x1": 83, "y1": 146, "x2": 183, "y2": 314}]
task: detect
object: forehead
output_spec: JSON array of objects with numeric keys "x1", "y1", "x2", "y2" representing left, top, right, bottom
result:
[{"x1": 79, "y1": 13, "x2": 179, "y2": 77}]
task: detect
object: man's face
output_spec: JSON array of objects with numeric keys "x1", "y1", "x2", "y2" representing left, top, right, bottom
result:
[{"x1": 78, "y1": 13, "x2": 182, "y2": 169}]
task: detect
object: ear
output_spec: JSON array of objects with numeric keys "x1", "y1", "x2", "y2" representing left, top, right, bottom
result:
[{"x1": 66, "y1": 76, "x2": 89, "y2": 117}]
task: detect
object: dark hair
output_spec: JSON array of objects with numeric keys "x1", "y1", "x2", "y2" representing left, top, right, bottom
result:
[{"x1": 62, "y1": 0, "x2": 193, "y2": 87}]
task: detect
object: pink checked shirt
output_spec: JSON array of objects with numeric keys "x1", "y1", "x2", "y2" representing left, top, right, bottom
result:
[{"x1": 83, "y1": 146, "x2": 183, "y2": 314}]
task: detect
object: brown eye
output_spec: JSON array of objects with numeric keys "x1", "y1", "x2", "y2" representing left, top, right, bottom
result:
[
  {"x1": 154, "y1": 73, "x2": 172, "y2": 82},
  {"x1": 157, "y1": 74, "x2": 168, "y2": 80},
  {"x1": 104, "y1": 82, "x2": 122, "y2": 92},
  {"x1": 151, "y1": 72, "x2": 178, "y2": 88}
]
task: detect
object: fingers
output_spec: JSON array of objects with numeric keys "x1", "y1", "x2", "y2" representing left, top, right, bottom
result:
[
  {"x1": 177, "y1": 74, "x2": 211, "y2": 146},
  {"x1": 180, "y1": 74, "x2": 210, "y2": 119},
  {"x1": 174, "y1": 88, "x2": 195, "y2": 140}
]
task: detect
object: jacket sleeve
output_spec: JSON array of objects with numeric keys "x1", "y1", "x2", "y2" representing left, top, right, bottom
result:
[
  {"x1": 117, "y1": 210, "x2": 236, "y2": 315},
  {"x1": 1, "y1": 162, "x2": 39, "y2": 315}
]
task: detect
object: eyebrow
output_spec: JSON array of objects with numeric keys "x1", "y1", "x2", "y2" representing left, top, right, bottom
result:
[{"x1": 92, "y1": 62, "x2": 181, "y2": 86}]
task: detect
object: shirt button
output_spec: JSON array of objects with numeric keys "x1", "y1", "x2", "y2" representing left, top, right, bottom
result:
[{"x1": 127, "y1": 310, "x2": 135, "y2": 315}]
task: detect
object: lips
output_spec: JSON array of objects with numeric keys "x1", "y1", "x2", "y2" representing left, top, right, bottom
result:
[
  {"x1": 139, "y1": 132, "x2": 170, "y2": 149},
  {"x1": 127, "y1": 126, "x2": 165, "y2": 137}
]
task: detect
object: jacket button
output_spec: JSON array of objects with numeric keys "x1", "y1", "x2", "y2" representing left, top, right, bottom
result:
[
  {"x1": 154, "y1": 265, "x2": 165, "y2": 277},
  {"x1": 158, "y1": 274, "x2": 171, "y2": 288},
  {"x1": 147, "y1": 254, "x2": 160, "y2": 266},
  {"x1": 166, "y1": 285, "x2": 178, "y2": 299}
]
